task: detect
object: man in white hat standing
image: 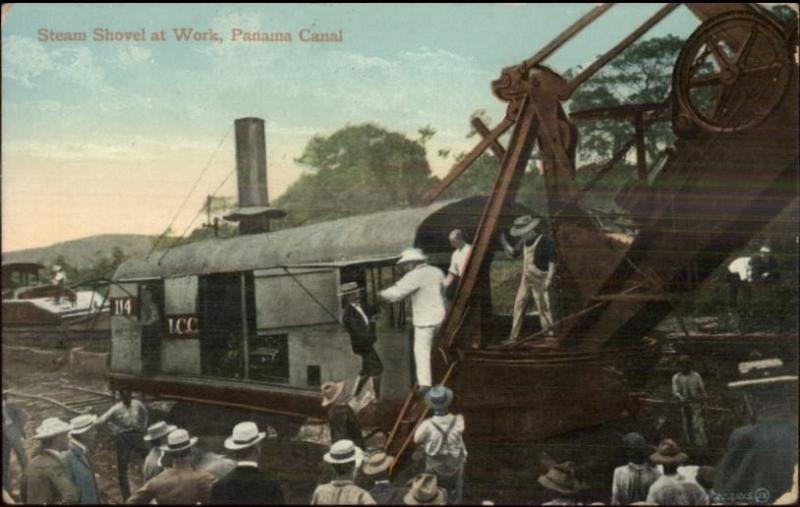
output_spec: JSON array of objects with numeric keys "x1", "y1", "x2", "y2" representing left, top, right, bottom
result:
[
  {"x1": 311, "y1": 439, "x2": 375, "y2": 504},
  {"x1": 379, "y1": 248, "x2": 446, "y2": 394},
  {"x1": 443, "y1": 229, "x2": 472, "y2": 301},
  {"x1": 714, "y1": 358, "x2": 797, "y2": 504},
  {"x1": 62, "y1": 414, "x2": 100, "y2": 504},
  {"x1": 500, "y1": 214, "x2": 558, "y2": 341},
  {"x1": 211, "y1": 421, "x2": 285, "y2": 504},
  {"x1": 51, "y1": 264, "x2": 67, "y2": 305},
  {"x1": 341, "y1": 282, "x2": 383, "y2": 399},
  {"x1": 141, "y1": 420, "x2": 176, "y2": 481},
  {"x1": 23, "y1": 417, "x2": 79, "y2": 504},
  {"x1": 126, "y1": 428, "x2": 215, "y2": 505}
]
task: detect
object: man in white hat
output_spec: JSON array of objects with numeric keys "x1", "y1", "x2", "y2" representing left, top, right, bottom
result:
[
  {"x1": 341, "y1": 281, "x2": 383, "y2": 399},
  {"x1": 379, "y1": 248, "x2": 446, "y2": 393},
  {"x1": 500, "y1": 214, "x2": 558, "y2": 341},
  {"x1": 211, "y1": 421, "x2": 285, "y2": 504},
  {"x1": 51, "y1": 264, "x2": 67, "y2": 304},
  {"x1": 714, "y1": 358, "x2": 797, "y2": 504},
  {"x1": 127, "y1": 428, "x2": 215, "y2": 505},
  {"x1": 361, "y1": 451, "x2": 404, "y2": 505},
  {"x1": 23, "y1": 417, "x2": 79, "y2": 504},
  {"x1": 141, "y1": 420, "x2": 176, "y2": 481},
  {"x1": 312, "y1": 439, "x2": 375, "y2": 504},
  {"x1": 62, "y1": 414, "x2": 100, "y2": 504},
  {"x1": 96, "y1": 389, "x2": 148, "y2": 501}
]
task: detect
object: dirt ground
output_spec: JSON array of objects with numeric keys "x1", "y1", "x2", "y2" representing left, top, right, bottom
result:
[{"x1": 0, "y1": 337, "x2": 783, "y2": 505}]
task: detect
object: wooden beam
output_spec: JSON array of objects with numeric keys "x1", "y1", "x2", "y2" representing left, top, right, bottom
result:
[
  {"x1": 420, "y1": 117, "x2": 513, "y2": 205},
  {"x1": 471, "y1": 117, "x2": 506, "y2": 159}
]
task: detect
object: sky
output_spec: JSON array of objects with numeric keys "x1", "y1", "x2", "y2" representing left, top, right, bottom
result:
[{"x1": 0, "y1": 3, "x2": 714, "y2": 252}]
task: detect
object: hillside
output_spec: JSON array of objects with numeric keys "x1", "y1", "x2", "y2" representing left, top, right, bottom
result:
[{"x1": 2, "y1": 234, "x2": 155, "y2": 270}]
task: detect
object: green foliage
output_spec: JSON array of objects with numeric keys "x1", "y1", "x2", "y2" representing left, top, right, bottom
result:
[
  {"x1": 568, "y1": 35, "x2": 685, "y2": 164},
  {"x1": 274, "y1": 123, "x2": 437, "y2": 227}
]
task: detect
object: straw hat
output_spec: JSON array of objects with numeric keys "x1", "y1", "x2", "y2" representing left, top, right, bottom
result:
[
  {"x1": 538, "y1": 461, "x2": 587, "y2": 494},
  {"x1": 510, "y1": 215, "x2": 541, "y2": 237},
  {"x1": 728, "y1": 358, "x2": 798, "y2": 389},
  {"x1": 143, "y1": 421, "x2": 177, "y2": 442},
  {"x1": 424, "y1": 385, "x2": 453, "y2": 412},
  {"x1": 760, "y1": 245, "x2": 771, "y2": 253},
  {"x1": 321, "y1": 381, "x2": 348, "y2": 407},
  {"x1": 404, "y1": 473, "x2": 447, "y2": 505},
  {"x1": 224, "y1": 421, "x2": 266, "y2": 451},
  {"x1": 323, "y1": 439, "x2": 363, "y2": 465},
  {"x1": 69, "y1": 414, "x2": 97, "y2": 436},
  {"x1": 396, "y1": 248, "x2": 427, "y2": 265},
  {"x1": 32, "y1": 417, "x2": 72, "y2": 440},
  {"x1": 160, "y1": 428, "x2": 198, "y2": 453},
  {"x1": 339, "y1": 282, "x2": 363, "y2": 296},
  {"x1": 361, "y1": 451, "x2": 395, "y2": 476},
  {"x1": 650, "y1": 439, "x2": 688, "y2": 465}
]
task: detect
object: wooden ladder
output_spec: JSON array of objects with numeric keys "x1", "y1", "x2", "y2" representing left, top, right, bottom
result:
[{"x1": 383, "y1": 360, "x2": 459, "y2": 475}]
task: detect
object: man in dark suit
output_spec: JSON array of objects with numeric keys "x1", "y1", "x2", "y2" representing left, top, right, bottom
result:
[
  {"x1": 210, "y1": 421, "x2": 285, "y2": 505},
  {"x1": 341, "y1": 282, "x2": 383, "y2": 399}
]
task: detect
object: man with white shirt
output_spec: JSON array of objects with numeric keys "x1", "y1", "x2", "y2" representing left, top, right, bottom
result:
[
  {"x1": 62, "y1": 414, "x2": 100, "y2": 504},
  {"x1": 443, "y1": 230, "x2": 472, "y2": 301},
  {"x1": 341, "y1": 282, "x2": 383, "y2": 399},
  {"x1": 96, "y1": 389, "x2": 148, "y2": 501},
  {"x1": 379, "y1": 248, "x2": 446, "y2": 394},
  {"x1": 211, "y1": 421, "x2": 285, "y2": 504}
]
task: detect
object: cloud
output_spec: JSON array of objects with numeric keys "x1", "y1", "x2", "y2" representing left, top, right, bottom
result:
[
  {"x1": 117, "y1": 45, "x2": 153, "y2": 66},
  {"x1": 1, "y1": 35, "x2": 54, "y2": 87}
]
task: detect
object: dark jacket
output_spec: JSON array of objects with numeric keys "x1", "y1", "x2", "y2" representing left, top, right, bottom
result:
[
  {"x1": 370, "y1": 481, "x2": 406, "y2": 505},
  {"x1": 714, "y1": 418, "x2": 797, "y2": 504},
  {"x1": 329, "y1": 404, "x2": 365, "y2": 449},
  {"x1": 62, "y1": 441, "x2": 100, "y2": 504},
  {"x1": 342, "y1": 303, "x2": 377, "y2": 354},
  {"x1": 210, "y1": 465, "x2": 285, "y2": 505}
]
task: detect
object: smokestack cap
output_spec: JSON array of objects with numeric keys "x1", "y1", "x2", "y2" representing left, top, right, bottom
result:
[{"x1": 224, "y1": 206, "x2": 286, "y2": 222}]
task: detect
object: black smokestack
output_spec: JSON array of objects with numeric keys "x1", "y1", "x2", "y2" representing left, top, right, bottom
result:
[{"x1": 225, "y1": 117, "x2": 285, "y2": 235}]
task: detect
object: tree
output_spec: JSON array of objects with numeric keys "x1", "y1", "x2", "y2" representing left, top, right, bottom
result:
[
  {"x1": 274, "y1": 123, "x2": 437, "y2": 227},
  {"x1": 567, "y1": 35, "x2": 686, "y2": 164}
]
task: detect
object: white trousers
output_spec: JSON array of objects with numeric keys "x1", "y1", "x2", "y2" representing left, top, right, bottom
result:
[
  {"x1": 414, "y1": 326, "x2": 436, "y2": 387},
  {"x1": 510, "y1": 271, "x2": 554, "y2": 340}
]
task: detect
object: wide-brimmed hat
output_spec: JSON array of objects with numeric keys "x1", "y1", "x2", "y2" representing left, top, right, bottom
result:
[
  {"x1": 404, "y1": 473, "x2": 447, "y2": 505},
  {"x1": 510, "y1": 215, "x2": 541, "y2": 237},
  {"x1": 728, "y1": 358, "x2": 798, "y2": 389},
  {"x1": 424, "y1": 385, "x2": 453, "y2": 411},
  {"x1": 760, "y1": 246, "x2": 771, "y2": 253},
  {"x1": 143, "y1": 421, "x2": 177, "y2": 442},
  {"x1": 339, "y1": 282, "x2": 363, "y2": 296},
  {"x1": 650, "y1": 439, "x2": 688, "y2": 465},
  {"x1": 32, "y1": 417, "x2": 72, "y2": 440},
  {"x1": 396, "y1": 248, "x2": 427, "y2": 265},
  {"x1": 362, "y1": 451, "x2": 395, "y2": 476},
  {"x1": 160, "y1": 428, "x2": 198, "y2": 453},
  {"x1": 323, "y1": 439, "x2": 363, "y2": 465},
  {"x1": 538, "y1": 461, "x2": 587, "y2": 494},
  {"x1": 53, "y1": 265, "x2": 62, "y2": 271},
  {"x1": 69, "y1": 414, "x2": 97, "y2": 436},
  {"x1": 225, "y1": 421, "x2": 266, "y2": 451},
  {"x1": 321, "y1": 380, "x2": 348, "y2": 407}
]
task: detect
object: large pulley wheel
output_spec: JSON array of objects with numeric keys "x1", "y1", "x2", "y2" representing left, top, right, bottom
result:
[{"x1": 674, "y1": 11, "x2": 791, "y2": 133}]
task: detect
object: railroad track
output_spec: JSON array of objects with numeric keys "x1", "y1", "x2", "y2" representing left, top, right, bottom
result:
[{"x1": 5, "y1": 380, "x2": 115, "y2": 419}]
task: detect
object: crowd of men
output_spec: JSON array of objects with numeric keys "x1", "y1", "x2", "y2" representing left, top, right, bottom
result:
[
  {"x1": 2, "y1": 218, "x2": 795, "y2": 505},
  {"x1": 3, "y1": 350, "x2": 796, "y2": 505}
]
